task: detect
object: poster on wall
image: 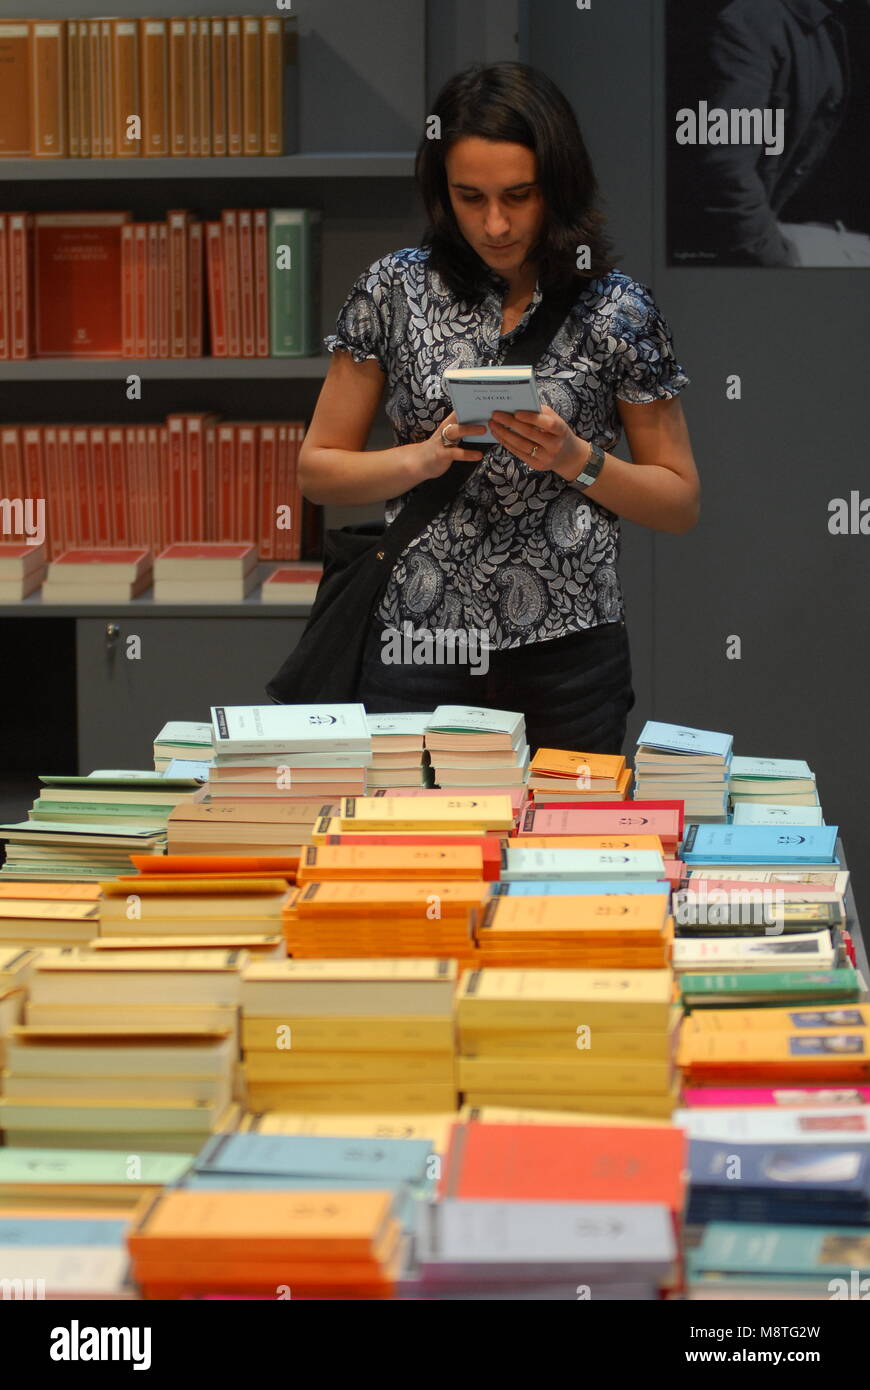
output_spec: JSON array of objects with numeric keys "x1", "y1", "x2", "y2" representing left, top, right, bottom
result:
[{"x1": 666, "y1": 0, "x2": 870, "y2": 267}]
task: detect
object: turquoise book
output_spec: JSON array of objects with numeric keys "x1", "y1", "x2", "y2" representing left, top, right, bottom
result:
[
  {"x1": 268, "y1": 209, "x2": 321, "y2": 357},
  {"x1": 682, "y1": 824, "x2": 838, "y2": 865},
  {"x1": 636, "y1": 721, "x2": 733, "y2": 759},
  {"x1": 690, "y1": 1221, "x2": 870, "y2": 1278},
  {"x1": 194, "y1": 1132, "x2": 433, "y2": 1185},
  {"x1": 731, "y1": 804, "x2": 824, "y2": 827},
  {"x1": 731, "y1": 757, "x2": 814, "y2": 780},
  {"x1": 492, "y1": 880, "x2": 670, "y2": 898},
  {"x1": 0, "y1": 1216, "x2": 129, "y2": 1246},
  {"x1": 501, "y1": 847, "x2": 664, "y2": 881}
]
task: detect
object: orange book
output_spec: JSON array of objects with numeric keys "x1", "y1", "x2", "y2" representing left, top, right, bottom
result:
[
  {"x1": 221, "y1": 210, "x2": 240, "y2": 357},
  {"x1": 238, "y1": 209, "x2": 255, "y2": 357},
  {"x1": 185, "y1": 412, "x2": 219, "y2": 542},
  {"x1": 89, "y1": 427, "x2": 111, "y2": 546},
  {"x1": 204, "y1": 422, "x2": 217, "y2": 538},
  {"x1": 294, "y1": 880, "x2": 488, "y2": 919},
  {"x1": 678, "y1": 1029, "x2": 870, "y2": 1083},
  {"x1": 0, "y1": 882, "x2": 100, "y2": 901},
  {"x1": 131, "y1": 855, "x2": 297, "y2": 877},
  {"x1": 0, "y1": 22, "x2": 31, "y2": 156},
  {"x1": 297, "y1": 845, "x2": 486, "y2": 883},
  {"x1": 34, "y1": 212, "x2": 127, "y2": 359},
  {"x1": 258, "y1": 422, "x2": 276, "y2": 558},
  {"x1": 253, "y1": 208, "x2": 269, "y2": 357},
  {"x1": 529, "y1": 748, "x2": 626, "y2": 781},
  {"x1": 241, "y1": 17, "x2": 262, "y2": 155},
  {"x1": 31, "y1": 21, "x2": 67, "y2": 159},
  {"x1": 120, "y1": 224, "x2": 135, "y2": 357},
  {"x1": 101, "y1": 876, "x2": 286, "y2": 897},
  {"x1": 261, "y1": 17, "x2": 283, "y2": 157},
  {"x1": 134, "y1": 222, "x2": 148, "y2": 358},
  {"x1": 186, "y1": 18, "x2": 201, "y2": 158},
  {"x1": 77, "y1": 20, "x2": 90, "y2": 158},
  {"x1": 57, "y1": 427, "x2": 77, "y2": 548},
  {"x1": 157, "y1": 222, "x2": 170, "y2": 358},
  {"x1": 159, "y1": 425, "x2": 171, "y2": 549},
  {"x1": 66, "y1": 21, "x2": 80, "y2": 158},
  {"x1": 87, "y1": 21, "x2": 102, "y2": 159},
  {"x1": 188, "y1": 221, "x2": 203, "y2": 357},
  {"x1": 205, "y1": 223, "x2": 226, "y2": 357},
  {"x1": 168, "y1": 18, "x2": 188, "y2": 156},
  {"x1": 210, "y1": 19, "x2": 227, "y2": 157},
  {"x1": 197, "y1": 18, "x2": 211, "y2": 156},
  {"x1": 99, "y1": 19, "x2": 114, "y2": 158},
  {"x1": 167, "y1": 413, "x2": 187, "y2": 541},
  {"x1": 236, "y1": 424, "x2": 257, "y2": 543},
  {"x1": 291, "y1": 421, "x2": 305, "y2": 560},
  {"x1": 0, "y1": 215, "x2": 8, "y2": 360},
  {"x1": 147, "y1": 222, "x2": 160, "y2": 358},
  {"x1": 123, "y1": 426, "x2": 140, "y2": 544},
  {"x1": 225, "y1": 18, "x2": 242, "y2": 157},
  {"x1": 107, "y1": 427, "x2": 129, "y2": 546},
  {"x1": 216, "y1": 425, "x2": 236, "y2": 539},
  {"x1": 112, "y1": 19, "x2": 140, "y2": 157},
  {"x1": 140, "y1": 17, "x2": 169, "y2": 157},
  {"x1": 168, "y1": 209, "x2": 189, "y2": 358},
  {"x1": 71, "y1": 428, "x2": 93, "y2": 547},
  {"x1": 518, "y1": 834, "x2": 665, "y2": 853}
]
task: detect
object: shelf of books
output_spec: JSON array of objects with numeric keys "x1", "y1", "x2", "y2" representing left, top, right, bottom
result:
[
  {"x1": 0, "y1": 155, "x2": 416, "y2": 181},
  {"x1": 0, "y1": 714, "x2": 868, "y2": 1304}
]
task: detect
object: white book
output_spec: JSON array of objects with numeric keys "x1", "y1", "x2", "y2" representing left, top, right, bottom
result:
[
  {"x1": 444, "y1": 366, "x2": 541, "y2": 444},
  {"x1": 672, "y1": 933, "x2": 835, "y2": 971},
  {"x1": 0, "y1": 1246, "x2": 132, "y2": 1298},
  {"x1": 731, "y1": 756, "x2": 814, "y2": 780},
  {"x1": 674, "y1": 1107, "x2": 870, "y2": 1144},
  {"x1": 210, "y1": 704, "x2": 371, "y2": 755},
  {"x1": 427, "y1": 706, "x2": 525, "y2": 737},
  {"x1": 731, "y1": 804, "x2": 824, "y2": 827},
  {"x1": 502, "y1": 847, "x2": 664, "y2": 882},
  {"x1": 366, "y1": 712, "x2": 433, "y2": 737}
]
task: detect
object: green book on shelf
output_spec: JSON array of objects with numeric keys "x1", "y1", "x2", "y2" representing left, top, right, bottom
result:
[
  {"x1": 681, "y1": 967, "x2": 861, "y2": 1009},
  {"x1": 29, "y1": 801, "x2": 174, "y2": 820},
  {"x1": 268, "y1": 209, "x2": 322, "y2": 357}
]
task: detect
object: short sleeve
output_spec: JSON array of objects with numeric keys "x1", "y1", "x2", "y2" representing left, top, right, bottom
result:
[
  {"x1": 323, "y1": 254, "x2": 396, "y2": 373},
  {"x1": 610, "y1": 282, "x2": 689, "y2": 404}
]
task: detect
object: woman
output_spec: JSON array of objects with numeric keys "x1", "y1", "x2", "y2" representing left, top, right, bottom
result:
[{"x1": 299, "y1": 62, "x2": 700, "y2": 754}]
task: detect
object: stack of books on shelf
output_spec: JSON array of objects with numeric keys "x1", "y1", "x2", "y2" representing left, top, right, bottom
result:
[
  {"x1": 0, "y1": 541, "x2": 47, "y2": 600},
  {"x1": 424, "y1": 707, "x2": 529, "y2": 790},
  {"x1": 240, "y1": 958, "x2": 458, "y2": 1114},
  {"x1": 634, "y1": 721, "x2": 733, "y2": 821},
  {"x1": 206, "y1": 208, "x2": 320, "y2": 358},
  {"x1": 729, "y1": 755, "x2": 821, "y2": 812},
  {"x1": 0, "y1": 882, "x2": 101, "y2": 949},
  {"x1": 41, "y1": 548, "x2": 153, "y2": 602},
  {"x1": 366, "y1": 713, "x2": 432, "y2": 790},
  {"x1": 527, "y1": 748, "x2": 632, "y2": 803},
  {"x1": 261, "y1": 563, "x2": 323, "y2": 604},
  {"x1": 455, "y1": 969, "x2": 679, "y2": 1119},
  {"x1": 0, "y1": 16, "x2": 297, "y2": 161},
  {"x1": 153, "y1": 720, "x2": 215, "y2": 773},
  {"x1": 153, "y1": 543, "x2": 258, "y2": 602},
  {"x1": 282, "y1": 880, "x2": 486, "y2": 966},
  {"x1": 96, "y1": 874, "x2": 289, "y2": 949}
]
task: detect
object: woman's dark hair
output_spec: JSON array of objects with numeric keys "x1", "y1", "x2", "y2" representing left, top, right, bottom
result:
[{"x1": 417, "y1": 62, "x2": 614, "y2": 304}]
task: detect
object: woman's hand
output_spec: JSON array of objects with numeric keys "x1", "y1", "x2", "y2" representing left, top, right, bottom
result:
[
  {"x1": 489, "y1": 403, "x2": 590, "y2": 481},
  {"x1": 410, "y1": 411, "x2": 487, "y2": 483}
]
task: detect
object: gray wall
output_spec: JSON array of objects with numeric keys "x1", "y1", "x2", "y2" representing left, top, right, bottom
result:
[{"x1": 525, "y1": 0, "x2": 870, "y2": 906}]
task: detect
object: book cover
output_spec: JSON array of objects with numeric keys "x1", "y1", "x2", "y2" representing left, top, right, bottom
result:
[
  {"x1": 168, "y1": 19, "x2": 187, "y2": 156},
  {"x1": 444, "y1": 367, "x2": 541, "y2": 445},
  {"x1": 269, "y1": 210, "x2": 321, "y2": 357},
  {"x1": 111, "y1": 19, "x2": 140, "y2": 157},
  {"x1": 0, "y1": 23, "x2": 31, "y2": 156},
  {"x1": 76, "y1": 20, "x2": 90, "y2": 157},
  {"x1": 188, "y1": 221, "x2": 203, "y2": 357},
  {"x1": 197, "y1": 18, "x2": 211, "y2": 156},
  {"x1": 140, "y1": 18, "x2": 169, "y2": 157},
  {"x1": 241, "y1": 18, "x2": 262, "y2": 156},
  {"x1": 253, "y1": 209, "x2": 269, "y2": 357},
  {"x1": 86, "y1": 20, "x2": 102, "y2": 159},
  {"x1": 221, "y1": 210, "x2": 241, "y2": 358},
  {"x1": 31, "y1": 21, "x2": 67, "y2": 159},
  {"x1": 168, "y1": 210, "x2": 189, "y2": 359},
  {"x1": 238, "y1": 210, "x2": 255, "y2": 358},
  {"x1": 225, "y1": 18, "x2": 242, "y2": 157},
  {"x1": 637, "y1": 721, "x2": 733, "y2": 759},
  {"x1": 210, "y1": 19, "x2": 227, "y2": 157},
  {"x1": 683, "y1": 824, "x2": 839, "y2": 866},
  {"x1": 9, "y1": 213, "x2": 32, "y2": 360},
  {"x1": 211, "y1": 704, "x2": 371, "y2": 755}
]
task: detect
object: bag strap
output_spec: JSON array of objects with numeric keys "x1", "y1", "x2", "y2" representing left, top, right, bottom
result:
[{"x1": 374, "y1": 280, "x2": 579, "y2": 568}]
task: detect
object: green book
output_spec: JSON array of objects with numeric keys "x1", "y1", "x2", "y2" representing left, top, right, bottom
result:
[
  {"x1": 0, "y1": 1148, "x2": 193, "y2": 1186},
  {"x1": 681, "y1": 967, "x2": 861, "y2": 1009},
  {"x1": 268, "y1": 208, "x2": 322, "y2": 356},
  {"x1": 30, "y1": 801, "x2": 172, "y2": 819},
  {"x1": 690, "y1": 1222, "x2": 870, "y2": 1279}
]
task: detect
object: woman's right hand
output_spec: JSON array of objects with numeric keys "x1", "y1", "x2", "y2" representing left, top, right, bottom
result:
[{"x1": 410, "y1": 411, "x2": 487, "y2": 482}]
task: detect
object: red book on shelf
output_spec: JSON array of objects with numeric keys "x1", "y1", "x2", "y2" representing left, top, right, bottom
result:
[
  {"x1": 107, "y1": 426, "x2": 129, "y2": 547},
  {"x1": 274, "y1": 423, "x2": 289, "y2": 561},
  {"x1": 123, "y1": 426, "x2": 140, "y2": 546},
  {"x1": 135, "y1": 426, "x2": 150, "y2": 549},
  {"x1": 254, "y1": 209, "x2": 269, "y2": 358},
  {"x1": 166, "y1": 414, "x2": 187, "y2": 542},
  {"x1": 147, "y1": 223, "x2": 160, "y2": 359},
  {"x1": 185, "y1": 413, "x2": 219, "y2": 543},
  {"x1": 9, "y1": 213, "x2": 33, "y2": 361},
  {"x1": 258, "y1": 422, "x2": 277, "y2": 560},
  {"x1": 238, "y1": 210, "x2": 255, "y2": 359},
  {"x1": 236, "y1": 424, "x2": 258, "y2": 545},
  {"x1": 43, "y1": 426, "x2": 61, "y2": 558},
  {"x1": 0, "y1": 215, "x2": 9, "y2": 360},
  {"x1": 188, "y1": 221, "x2": 203, "y2": 359},
  {"x1": 290, "y1": 420, "x2": 305, "y2": 561},
  {"x1": 0, "y1": 428, "x2": 24, "y2": 499},
  {"x1": 204, "y1": 421, "x2": 218, "y2": 539},
  {"x1": 221, "y1": 210, "x2": 241, "y2": 358},
  {"x1": 158, "y1": 425, "x2": 171, "y2": 551},
  {"x1": 21, "y1": 426, "x2": 46, "y2": 547},
  {"x1": 168, "y1": 210, "x2": 189, "y2": 360},
  {"x1": 57, "y1": 426, "x2": 77, "y2": 550},
  {"x1": 158, "y1": 543, "x2": 256, "y2": 562},
  {"x1": 89, "y1": 427, "x2": 112, "y2": 546},
  {"x1": 205, "y1": 222, "x2": 226, "y2": 358},
  {"x1": 157, "y1": 222, "x2": 169, "y2": 359},
  {"x1": 71, "y1": 428, "x2": 94, "y2": 547},
  {"x1": 216, "y1": 424, "x2": 236, "y2": 541},
  {"x1": 120, "y1": 223, "x2": 135, "y2": 358},
  {"x1": 133, "y1": 223, "x2": 148, "y2": 359},
  {"x1": 145, "y1": 425, "x2": 162, "y2": 552},
  {"x1": 34, "y1": 212, "x2": 127, "y2": 358}
]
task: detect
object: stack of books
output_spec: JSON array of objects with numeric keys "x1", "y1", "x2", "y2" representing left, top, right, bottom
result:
[
  {"x1": 28, "y1": 771, "x2": 202, "y2": 831},
  {"x1": 0, "y1": 882, "x2": 101, "y2": 949},
  {"x1": 471, "y1": 893, "x2": 674, "y2": 969},
  {"x1": 97, "y1": 874, "x2": 289, "y2": 947},
  {"x1": 424, "y1": 707, "x2": 529, "y2": 790},
  {"x1": 527, "y1": 749, "x2": 631, "y2": 804},
  {"x1": 240, "y1": 958, "x2": 458, "y2": 1114},
  {"x1": 0, "y1": 542, "x2": 47, "y2": 600},
  {"x1": 153, "y1": 543, "x2": 258, "y2": 602},
  {"x1": 127, "y1": 1188, "x2": 405, "y2": 1300},
  {"x1": 207, "y1": 702, "x2": 372, "y2": 803},
  {"x1": 366, "y1": 713, "x2": 431, "y2": 789},
  {"x1": 729, "y1": 756, "x2": 821, "y2": 812},
  {"x1": 677, "y1": 1005, "x2": 870, "y2": 1091},
  {"x1": 282, "y1": 881, "x2": 485, "y2": 966},
  {"x1": 41, "y1": 548, "x2": 153, "y2": 602},
  {"x1": 261, "y1": 564, "x2": 323, "y2": 605},
  {"x1": 634, "y1": 721, "x2": 733, "y2": 821},
  {"x1": 167, "y1": 799, "x2": 326, "y2": 858},
  {"x1": 0, "y1": 1211, "x2": 133, "y2": 1299},
  {"x1": 0, "y1": 819, "x2": 166, "y2": 882},
  {"x1": 686, "y1": 1139, "x2": 870, "y2": 1227},
  {"x1": 686, "y1": 1221, "x2": 870, "y2": 1300},
  {"x1": 455, "y1": 968, "x2": 679, "y2": 1118},
  {"x1": 153, "y1": 720, "x2": 215, "y2": 773},
  {"x1": 0, "y1": 1147, "x2": 192, "y2": 1214}
]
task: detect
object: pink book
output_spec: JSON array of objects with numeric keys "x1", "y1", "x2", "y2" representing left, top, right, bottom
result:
[
  {"x1": 157, "y1": 542, "x2": 255, "y2": 562},
  {"x1": 519, "y1": 804, "x2": 681, "y2": 844},
  {"x1": 682, "y1": 1086, "x2": 870, "y2": 1108}
]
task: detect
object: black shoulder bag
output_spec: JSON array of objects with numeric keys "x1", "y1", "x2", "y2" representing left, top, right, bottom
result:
[{"x1": 265, "y1": 283, "x2": 577, "y2": 704}]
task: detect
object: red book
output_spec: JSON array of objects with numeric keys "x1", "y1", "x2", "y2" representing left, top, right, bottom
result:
[
  {"x1": 134, "y1": 427, "x2": 150, "y2": 549},
  {"x1": 120, "y1": 224, "x2": 135, "y2": 358},
  {"x1": 52, "y1": 548, "x2": 151, "y2": 580},
  {"x1": 221, "y1": 210, "x2": 241, "y2": 358},
  {"x1": 438, "y1": 1123, "x2": 686, "y2": 1216},
  {"x1": 147, "y1": 223, "x2": 160, "y2": 359},
  {"x1": 238, "y1": 210, "x2": 255, "y2": 358},
  {"x1": 274, "y1": 422, "x2": 288, "y2": 560},
  {"x1": 57, "y1": 426, "x2": 78, "y2": 549},
  {"x1": 1, "y1": 427, "x2": 24, "y2": 499},
  {"x1": 157, "y1": 542, "x2": 255, "y2": 562},
  {"x1": 216, "y1": 424, "x2": 236, "y2": 541},
  {"x1": 204, "y1": 421, "x2": 218, "y2": 539},
  {"x1": 188, "y1": 220, "x2": 203, "y2": 358},
  {"x1": 42, "y1": 427, "x2": 62, "y2": 558},
  {"x1": 290, "y1": 420, "x2": 304, "y2": 561},
  {"x1": 9, "y1": 213, "x2": 32, "y2": 360},
  {"x1": 89, "y1": 427, "x2": 112, "y2": 546},
  {"x1": 71, "y1": 428, "x2": 94, "y2": 547},
  {"x1": 34, "y1": 212, "x2": 127, "y2": 358},
  {"x1": 185, "y1": 413, "x2": 219, "y2": 543},
  {"x1": 21, "y1": 426, "x2": 46, "y2": 511},
  {"x1": 157, "y1": 222, "x2": 170, "y2": 359},
  {"x1": 159, "y1": 425, "x2": 171, "y2": 552},
  {"x1": 205, "y1": 222, "x2": 226, "y2": 358},
  {"x1": 133, "y1": 223, "x2": 148, "y2": 359},
  {"x1": 145, "y1": 426, "x2": 161, "y2": 552},
  {"x1": 0, "y1": 214, "x2": 9, "y2": 360},
  {"x1": 167, "y1": 415, "x2": 187, "y2": 542},
  {"x1": 236, "y1": 424, "x2": 257, "y2": 544},
  {"x1": 253, "y1": 209, "x2": 269, "y2": 358},
  {"x1": 123, "y1": 426, "x2": 141, "y2": 546},
  {"x1": 168, "y1": 210, "x2": 189, "y2": 359},
  {"x1": 107, "y1": 427, "x2": 129, "y2": 546},
  {"x1": 258, "y1": 422, "x2": 276, "y2": 559}
]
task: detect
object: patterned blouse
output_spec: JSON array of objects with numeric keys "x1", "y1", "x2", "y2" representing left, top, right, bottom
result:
[{"x1": 324, "y1": 247, "x2": 689, "y2": 649}]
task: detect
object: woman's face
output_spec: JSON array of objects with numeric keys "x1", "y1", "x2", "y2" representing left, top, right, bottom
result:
[{"x1": 445, "y1": 136, "x2": 546, "y2": 283}]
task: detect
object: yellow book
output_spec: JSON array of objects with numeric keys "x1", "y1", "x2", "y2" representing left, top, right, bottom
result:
[
  {"x1": 245, "y1": 1082, "x2": 457, "y2": 1114},
  {"x1": 241, "y1": 958, "x2": 457, "y2": 1018},
  {"x1": 457, "y1": 1055, "x2": 673, "y2": 1094},
  {"x1": 461, "y1": 1087, "x2": 679, "y2": 1120},
  {"x1": 339, "y1": 795, "x2": 514, "y2": 832},
  {"x1": 463, "y1": 1105, "x2": 675, "y2": 1129},
  {"x1": 312, "y1": 818, "x2": 490, "y2": 843},
  {"x1": 242, "y1": 1016, "x2": 455, "y2": 1053},
  {"x1": 683, "y1": 1004, "x2": 870, "y2": 1034},
  {"x1": 92, "y1": 935, "x2": 284, "y2": 955},
  {"x1": 460, "y1": 1008, "x2": 681, "y2": 1061},
  {"x1": 518, "y1": 834, "x2": 664, "y2": 853},
  {"x1": 240, "y1": 1110, "x2": 458, "y2": 1149},
  {"x1": 244, "y1": 1051, "x2": 455, "y2": 1084},
  {"x1": 456, "y1": 967, "x2": 674, "y2": 1031},
  {"x1": 296, "y1": 844, "x2": 484, "y2": 882}
]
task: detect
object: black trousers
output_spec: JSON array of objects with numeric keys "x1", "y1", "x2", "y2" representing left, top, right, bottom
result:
[{"x1": 356, "y1": 619, "x2": 636, "y2": 756}]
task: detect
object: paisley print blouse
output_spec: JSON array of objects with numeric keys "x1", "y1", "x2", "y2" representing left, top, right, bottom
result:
[{"x1": 324, "y1": 247, "x2": 689, "y2": 649}]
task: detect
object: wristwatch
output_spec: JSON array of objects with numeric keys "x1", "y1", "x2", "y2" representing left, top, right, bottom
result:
[{"x1": 567, "y1": 440, "x2": 605, "y2": 491}]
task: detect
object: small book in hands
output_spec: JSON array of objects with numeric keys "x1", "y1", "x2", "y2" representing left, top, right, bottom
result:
[{"x1": 444, "y1": 365, "x2": 541, "y2": 444}]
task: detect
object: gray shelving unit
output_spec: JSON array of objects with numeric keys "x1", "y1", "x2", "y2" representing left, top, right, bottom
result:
[
  {"x1": 0, "y1": 358, "x2": 330, "y2": 381},
  {"x1": 0, "y1": 154, "x2": 415, "y2": 181}
]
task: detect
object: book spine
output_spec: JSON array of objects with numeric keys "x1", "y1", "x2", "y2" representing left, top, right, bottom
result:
[
  {"x1": 225, "y1": 19, "x2": 242, "y2": 157},
  {"x1": 168, "y1": 19, "x2": 188, "y2": 156},
  {"x1": 0, "y1": 23, "x2": 32, "y2": 157},
  {"x1": 253, "y1": 209, "x2": 269, "y2": 358},
  {"x1": 120, "y1": 224, "x2": 135, "y2": 357},
  {"x1": 112, "y1": 19, "x2": 140, "y2": 157},
  {"x1": 0, "y1": 215, "x2": 8, "y2": 359},
  {"x1": 168, "y1": 210, "x2": 188, "y2": 358},
  {"x1": 210, "y1": 19, "x2": 227, "y2": 157},
  {"x1": 77, "y1": 20, "x2": 90, "y2": 158},
  {"x1": 275, "y1": 423, "x2": 289, "y2": 560},
  {"x1": 124, "y1": 426, "x2": 140, "y2": 545},
  {"x1": 167, "y1": 416, "x2": 186, "y2": 542},
  {"x1": 57, "y1": 427, "x2": 78, "y2": 549},
  {"x1": 87, "y1": 21, "x2": 102, "y2": 158},
  {"x1": 204, "y1": 422, "x2": 218, "y2": 540},
  {"x1": 43, "y1": 426, "x2": 61, "y2": 558},
  {"x1": 89, "y1": 427, "x2": 111, "y2": 546},
  {"x1": 198, "y1": 18, "x2": 211, "y2": 157},
  {"x1": 157, "y1": 222, "x2": 170, "y2": 358},
  {"x1": 107, "y1": 427, "x2": 129, "y2": 546},
  {"x1": 188, "y1": 221, "x2": 203, "y2": 358},
  {"x1": 186, "y1": 417, "x2": 205, "y2": 542},
  {"x1": 205, "y1": 223, "x2": 226, "y2": 358},
  {"x1": 258, "y1": 424, "x2": 276, "y2": 560},
  {"x1": 146, "y1": 425, "x2": 161, "y2": 552},
  {"x1": 186, "y1": 18, "x2": 201, "y2": 158},
  {"x1": 261, "y1": 18, "x2": 283, "y2": 157},
  {"x1": 100, "y1": 19, "x2": 114, "y2": 158},
  {"x1": 147, "y1": 223, "x2": 160, "y2": 359},
  {"x1": 290, "y1": 421, "x2": 304, "y2": 560},
  {"x1": 237, "y1": 426, "x2": 257, "y2": 543},
  {"x1": 9, "y1": 214, "x2": 32, "y2": 361},
  {"x1": 21, "y1": 428, "x2": 45, "y2": 548},
  {"x1": 0, "y1": 429, "x2": 24, "y2": 506},
  {"x1": 238, "y1": 210, "x2": 255, "y2": 358},
  {"x1": 141, "y1": 19, "x2": 169, "y2": 157},
  {"x1": 241, "y1": 18, "x2": 262, "y2": 156},
  {"x1": 221, "y1": 210, "x2": 241, "y2": 358},
  {"x1": 134, "y1": 223, "x2": 148, "y2": 359},
  {"x1": 31, "y1": 21, "x2": 67, "y2": 158},
  {"x1": 72, "y1": 429, "x2": 93, "y2": 547},
  {"x1": 217, "y1": 426, "x2": 236, "y2": 541},
  {"x1": 67, "y1": 20, "x2": 80, "y2": 158}
]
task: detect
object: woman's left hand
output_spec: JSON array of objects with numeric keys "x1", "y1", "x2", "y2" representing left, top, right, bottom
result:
[{"x1": 489, "y1": 403, "x2": 590, "y2": 482}]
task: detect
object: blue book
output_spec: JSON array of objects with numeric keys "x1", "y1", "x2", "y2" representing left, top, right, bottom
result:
[
  {"x1": 637, "y1": 721, "x2": 733, "y2": 759},
  {"x1": 492, "y1": 880, "x2": 670, "y2": 898},
  {"x1": 689, "y1": 1141, "x2": 870, "y2": 1210},
  {"x1": 682, "y1": 824, "x2": 839, "y2": 865},
  {"x1": 0, "y1": 1216, "x2": 128, "y2": 1247},
  {"x1": 194, "y1": 1132, "x2": 433, "y2": 1185}
]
